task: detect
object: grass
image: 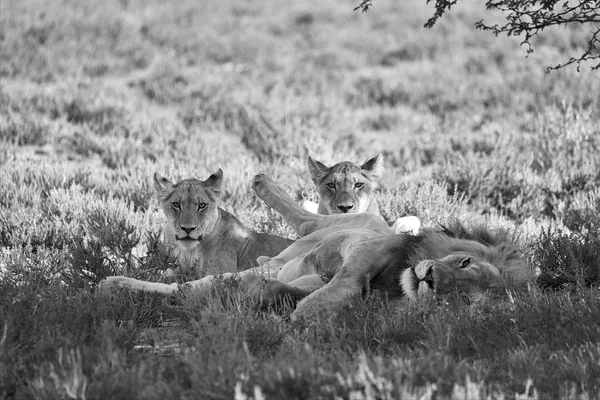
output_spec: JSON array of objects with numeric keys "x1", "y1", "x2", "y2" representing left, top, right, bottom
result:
[{"x1": 1, "y1": 0, "x2": 599, "y2": 398}]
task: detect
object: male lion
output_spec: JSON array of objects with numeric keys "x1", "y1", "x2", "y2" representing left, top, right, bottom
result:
[
  {"x1": 100, "y1": 174, "x2": 532, "y2": 320},
  {"x1": 304, "y1": 154, "x2": 384, "y2": 215},
  {"x1": 153, "y1": 169, "x2": 293, "y2": 277}
]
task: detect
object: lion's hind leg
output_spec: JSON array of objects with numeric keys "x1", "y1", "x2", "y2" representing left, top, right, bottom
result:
[
  {"x1": 290, "y1": 234, "x2": 409, "y2": 320},
  {"x1": 252, "y1": 173, "x2": 389, "y2": 237},
  {"x1": 252, "y1": 173, "x2": 326, "y2": 236}
]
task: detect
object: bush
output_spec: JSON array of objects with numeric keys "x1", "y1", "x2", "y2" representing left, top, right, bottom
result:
[{"x1": 532, "y1": 221, "x2": 600, "y2": 289}]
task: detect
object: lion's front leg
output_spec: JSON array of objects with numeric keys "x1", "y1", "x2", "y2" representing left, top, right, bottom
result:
[
  {"x1": 184, "y1": 269, "x2": 311, "y2": 308},
  {"x1": 98, "y1": 276, "x2": 179, "y2": 295}
]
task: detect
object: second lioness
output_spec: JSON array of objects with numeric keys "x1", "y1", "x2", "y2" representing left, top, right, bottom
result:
[
  {"x1": 155, "y1": 169, "x2": 293, "y2": 277},
  {"x1": 307, "y1": 154, "x2": 384, "y2": 215}
]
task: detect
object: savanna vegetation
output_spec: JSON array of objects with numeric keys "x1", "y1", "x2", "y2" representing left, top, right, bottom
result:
[{"x1": 1, "y1": 0, "x2": 599, "y2": 399}]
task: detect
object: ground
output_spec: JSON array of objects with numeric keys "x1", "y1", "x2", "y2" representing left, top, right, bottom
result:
[{"x1": 1, "y1": 0, "x2": 599, "y2": 399}]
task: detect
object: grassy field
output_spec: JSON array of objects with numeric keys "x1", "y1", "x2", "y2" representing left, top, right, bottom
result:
[{"x1": 1, "y1": 0, "x2": 599, "y2": 398}]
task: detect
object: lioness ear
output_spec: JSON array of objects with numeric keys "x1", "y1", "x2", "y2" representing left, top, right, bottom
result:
[
  {"x1": 361, "y1": 154, "x2": 384, "y2": 179},
  {"x1": 153, "y1": 173, "x2": 173, "y2": 200},
  {"x1": 205, "y1": 168, "x2": 224, "y2": 196},
  {"x1": 307, "y1": 155, "x2": 329, "y2": 182}
]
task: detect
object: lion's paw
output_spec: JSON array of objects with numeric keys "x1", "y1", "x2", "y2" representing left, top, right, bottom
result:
[
  {"x1": 252, "y1": 173, "x2": 286, "y2": 204},
  {"x1": 301, "y1": 200, "x2": 319, "y2": 214},
  {"x1": 392, "y1": 216, "x2": 421, "y2": 235}
]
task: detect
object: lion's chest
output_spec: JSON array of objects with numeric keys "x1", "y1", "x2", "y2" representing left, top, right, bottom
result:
[{"x1": 177, "y1": 242, "x2": 238, "y2": 277}]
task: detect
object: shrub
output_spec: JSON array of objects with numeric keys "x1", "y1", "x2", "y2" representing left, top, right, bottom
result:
[{"x1": 532, "y1": 222, "x2": 600, "y2": 289}]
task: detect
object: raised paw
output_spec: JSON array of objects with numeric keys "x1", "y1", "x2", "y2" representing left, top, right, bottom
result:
[
  {"x1": 251, "y1": 173, "x2": 275, "y2": 199},
  {"x1": 251, "y1": 173, "x2": 290, "y2": 207}
]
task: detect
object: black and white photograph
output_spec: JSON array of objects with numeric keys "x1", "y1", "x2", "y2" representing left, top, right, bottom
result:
[{"x1": 1, "y1": 0, "x2": 599, "y2": 398}]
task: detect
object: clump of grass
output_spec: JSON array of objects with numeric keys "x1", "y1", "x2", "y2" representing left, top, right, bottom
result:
[
  {"x1": 347, "y1": 76, "x2": 411, "y2": 108},
  {"x1": 64, "y1": 205, "x2": 174, "y2": 289},
  {"x1": 132, "y1": 60, "x2": 189, "y2": 104},
  {"x1": 532, "y1": 222, "x2": 600, "y2": 290},
  {"x1": 0, "y1": 108, "x2": 51, "y2": 146},
  {"x1": 178, "y1": 83, "x2": 242, "y2": 130},
  {"x1": 0, "y1": 0, "x2": 153, "y2": 81},
  {"x1": 0, "y1": 279, "x2": 137, "y2": 398},
  {"x1": 94, "y1": 170, "x2": 155, "y2": 212},
  {"x1": 434, "y1": 152, "x2": 535, "y2": 220},
  {"x1": 379, "y1": 180, "x2": 468, "y2": 228},
  {"x1": 137, "y1": 230, "x2": 180, "y2": 280}
]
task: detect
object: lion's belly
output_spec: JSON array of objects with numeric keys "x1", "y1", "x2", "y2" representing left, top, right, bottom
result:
[{"x1": 276, "y1": 228, "x2": 380, "y2": 283}]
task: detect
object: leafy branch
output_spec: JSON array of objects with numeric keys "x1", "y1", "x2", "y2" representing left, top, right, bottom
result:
[{"x1": 355, "y1": 0, "x2": 600, "y2": 71}]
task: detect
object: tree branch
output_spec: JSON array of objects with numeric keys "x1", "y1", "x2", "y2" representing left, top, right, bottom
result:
[{"x1": 354, "y1": 0, "x2": 600, "y2": 70}]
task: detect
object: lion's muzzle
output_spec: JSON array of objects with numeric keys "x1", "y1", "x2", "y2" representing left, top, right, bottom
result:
[
  {"x1": 176, "y1": 235, "x2": 203, "y2": 242},
  {"x1": 336, "y1": 204, "x2": 355, "y2": 213},
  {"x1": 414, "y1": 260, "x2": 435, "y2": 288},
  {"x1": 401, "y1": 260, "x2": 438, "y2": 299}
]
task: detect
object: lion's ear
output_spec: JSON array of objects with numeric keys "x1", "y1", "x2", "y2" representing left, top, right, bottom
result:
[
  {"x1": 153, "y1": 173, "x2": 173, "y2": 200},
  {"x1": 307, "y1": 155, "x2": 329, "y2": 182},
  {"x1": 205, "y1": 168, "x2": 224, "y2": 196},
  {"x1": 361, "y1": 154, "x2": 384, "y2": 179}
]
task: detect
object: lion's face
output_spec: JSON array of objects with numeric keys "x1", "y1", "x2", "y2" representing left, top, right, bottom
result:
[
  {"x1": 154, "y1": 169, "x2": 223, "y2": 251},
  {"x1": 308, "y1": 154, "x2": 383, "y2": 214},
  {"x1": 401, "y1": 253, "x2": 502, "y2": 301}
]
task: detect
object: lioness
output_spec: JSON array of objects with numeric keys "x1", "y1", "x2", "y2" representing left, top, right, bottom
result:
[
  {"x1": 304, "y1": 154, "x2": 420, "y2": 235},
  {"x1": 305, "y1": 154, "x2": 384, "y2": 215},
  {"x1": 101, "y1": 174, "x2": 532, "y2": 320},
  {"x1": 153, "y1": 169, "x2": 293, "y2": 277}
]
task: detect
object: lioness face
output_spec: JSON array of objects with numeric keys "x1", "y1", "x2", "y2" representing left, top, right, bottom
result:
[
  {"x1": 154, "y1": 169, "x2": 223, "y2": 251},
  {"x1": 308, "y1": 154, "x2": 383, "y2": 214},
  {"x1": 401, "y1": 253, "x2": 501, "y2": 301}
]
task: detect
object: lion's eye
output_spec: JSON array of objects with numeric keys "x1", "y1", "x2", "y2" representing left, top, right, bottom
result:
[
  {"x1": 326, "y1": 183, "x2": 336, "y2": 189},
  {"x1": 355, "y1": 182, "x2": 364, "y2": 189},
  {"x1": 197, "y1": 203, "x2": 207, "y2": 211},
  {"x1": 171, "y1": 202, "x2": 181, "y2": 210},
  {"x1": 459, "y1": 257, "x2": 471, "y2": 269}
]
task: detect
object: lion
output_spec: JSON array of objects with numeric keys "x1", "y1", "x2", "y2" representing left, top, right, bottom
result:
[
  {"x1": 100, "y1": 174, "x2": 532, "y2": 319},
  {"x1": 153, "y1": 169, "x2": 293, "y2": 278},
  {"x1": 304, "y1": 154, "x2": 384, "y2": 216}
]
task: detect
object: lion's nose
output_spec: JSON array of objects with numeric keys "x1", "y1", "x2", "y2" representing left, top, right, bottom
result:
[
  {"x1": 337, "y1": 204, "x2": 354, "y2": 213},
  {"x1": 180, "y1": 226, "x2": 196, "y2": 234},
  {"x1": 415, "y1": 260, "x2": 435, "y2": 280},
  {"x1": 423, "y1": 266, "x2": 434, "y2": 284}
]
